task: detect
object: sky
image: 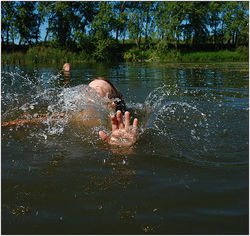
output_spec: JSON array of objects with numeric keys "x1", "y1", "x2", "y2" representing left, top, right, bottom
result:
[{"x1": 40, "y1": 22, "x2": 48, "y2": 42}]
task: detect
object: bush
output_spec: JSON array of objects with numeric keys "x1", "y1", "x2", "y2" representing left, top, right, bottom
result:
[
  {"x1": 1, "y1": 51, "x2": 25, "y2": 64},
  {"x1": 123, "y1": 48, "x2": 138, "y2": 61},
  {"x1": 2, "y1": 41, "x2": 248, "y2": 65},
  {"x1": 25, "y1": 46, "x2": 74, "y2": 63},
  {"x1": 26, "y1": 46, "x2": 40, "y2": 63},
  {"x1": 156, "y1": 38, "x2": 172, "y2": 54},
  {"x1": 181, "y1": 50, "x2": 247, "y2": 61},
  {"x1": 75, "y1": 32, "x2": 95, "y2": 55},
  {"x1": 93, "y1": 38, "x2": 119, "y2": 62},
  {"x1": 77, "y1": 50, "x2": 92, "y2": 62},
  {"x1": 158, "y1": 49, "x2": 181, "y2": 62},
  {"x1": 236, "y1": 46, "x2": 249, "y2": 57},
  {"x1": 123, "y1": 48, "x2": 152, "y2": 62}
]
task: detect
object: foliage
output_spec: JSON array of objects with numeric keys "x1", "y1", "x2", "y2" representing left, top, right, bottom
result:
[
  {"x1": 123, "y1": 48, "x2": 140, "y2": 62},
  {"x1": 181, "y1": 50, "x2": 247, "y2": 61},
  {"x1": 235, "y1": 46, "x2": 249, "y2": 57},
  {"x1": 1, "y1": 1, "x2": 249, "y2": 63},
  {"x1": 90, "y1": 2, "x2": 115, "y2": 39},
  {"x1": 92, "y1": 38, "x2": 120, "y2": 62},
  {"x1": 123, "y1": 47, "x2": 155, "y2": 62},
  {"x1": 2, "y1": 51, "x2": 25, "y2": 64},
  {"x1": 2, "y1": 46, "x2": 248, "y2": 65},
  {"x1": 1, "y1": 1, "x2": 18, "y2": 45},
  {"x1": 158, "y1": 49, "x2": 182, "y2": 62}
]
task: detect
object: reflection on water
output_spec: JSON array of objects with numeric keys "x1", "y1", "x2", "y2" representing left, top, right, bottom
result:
[
  {"x1": 1, "y1": 62, "x2": 248, "y2": 234},
  {"x1": 62, "y1": 70, "x2": 71, "y2": 87}
]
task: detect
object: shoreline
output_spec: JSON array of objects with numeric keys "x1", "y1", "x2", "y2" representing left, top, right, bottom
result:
[{"x1": 1, "y1": 46, "x2": 249, "y2": 65}]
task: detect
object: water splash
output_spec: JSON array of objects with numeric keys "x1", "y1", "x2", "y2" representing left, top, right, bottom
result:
[
  {"x1": 139, "y1": 84, "x2": 248, "y2": 167},
  {"x1": 1, "y1": 70, "x2": 111, "y2": 144},
  {"x1": 2, "y1": 69, "x2": 248, "y2": 167}
]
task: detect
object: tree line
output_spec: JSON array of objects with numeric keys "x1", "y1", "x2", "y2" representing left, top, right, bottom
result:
[{"x1": 1, "y1": 1, "x2": 249, "y2": 61}]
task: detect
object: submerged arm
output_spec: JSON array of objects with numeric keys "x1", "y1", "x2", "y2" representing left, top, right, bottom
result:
[
  {"x1": 1, "y1": 113, "x2": 65, "y2": 127},
  {"x1": 99, "y1": 110, "x2": 138, "y2": 147}
]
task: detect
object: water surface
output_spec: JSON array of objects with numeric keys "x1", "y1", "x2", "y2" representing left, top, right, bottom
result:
[{"x1": 1, "y1": 62, "x2": 249, "y2": 234}]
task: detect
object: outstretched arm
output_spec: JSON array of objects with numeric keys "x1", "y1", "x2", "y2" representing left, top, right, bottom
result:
[
  {"x1": 1, "y1": 113, "x2": 65, "y2": 127},
  {"x1": 99, "y1": 110, "x2": 138, "y2": 147}
]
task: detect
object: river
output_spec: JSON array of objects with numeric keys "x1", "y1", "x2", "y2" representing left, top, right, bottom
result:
[{"x1": 1, "y1": 62, "x2": 249, "y2": 234}]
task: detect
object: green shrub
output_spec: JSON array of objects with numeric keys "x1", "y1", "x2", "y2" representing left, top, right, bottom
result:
[
  {"x1": 123, "y1": 48, "x2": 138, "y2": 61},
  {"x1": 2, "y1": 42, "x2": 248, "y2": 65},
  {"x1": 236, "y1": 46, "x2": 249, "y2": 57},
  {"x1": 92, "y1": 38, "x2": 119, "y2": 62},
  {"x1": 25, "y1": 46, "x2": 72, "y2": 63},
  {"x1": 123, "y1": 48, "x2": 152, "y2": 62},
  {"x1": 1, "y1": 51, "x2": 25, "y2": 64},
  {"x1": 78, "y1": 50, "x2": 92, "y2": 62},
  {"x1": 156, "y1": 39, "x2": 171, "y2": 54},
  {"x1": 158, "y1": 49, "x2": 181, "y2": 62},
  {"x1": 26, "y1": 46, "x2": 40, "y2": 63},
  {"x1": 181, "y1": 50, "x2": 247, "y2": 61}
]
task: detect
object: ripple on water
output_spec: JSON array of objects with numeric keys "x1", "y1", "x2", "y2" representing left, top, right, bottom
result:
[{"x1": 1, "y1": 70, "x2": 248, "y2": 168}]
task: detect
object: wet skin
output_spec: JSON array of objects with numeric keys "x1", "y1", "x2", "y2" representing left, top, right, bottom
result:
[
  {"x1": 1, "y1": 80, "x2": 139, "y2": 147},
  {"x1": 89, "y1": 80, "x2": 138, "y2": 147},
  {"x1": 99, "y1": 110, "x2": 138, "y2": 147}
]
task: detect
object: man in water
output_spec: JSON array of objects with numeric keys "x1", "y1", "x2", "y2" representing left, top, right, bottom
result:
[
  {"x1": 2, "y1": 77, "x2": 138, "y2": 147},
  {"x1": 62, "y1": 63, "x2": 71, "y2": 72},
  {"x1": 88, "y1": 78, "x2": 138, "y2": 147}
]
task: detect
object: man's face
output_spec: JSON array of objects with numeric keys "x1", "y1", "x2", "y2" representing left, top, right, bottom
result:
[{"x1": 64, "y1": 64, "x2": 70, "y2": 71}]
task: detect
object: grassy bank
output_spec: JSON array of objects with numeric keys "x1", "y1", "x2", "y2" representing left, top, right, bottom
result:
[
  {"x1": 1, "y1": 47, "x2": 94, "y2": 65},
  {"x1": 1, "y1": 45, "x2": 248, "y2": 65},
  {"x1": 124, "y1": 45, "x2": 248, "y2": 62},
  {"x1": 180, "y1": 50, "x2": 248, "y2": 62}
]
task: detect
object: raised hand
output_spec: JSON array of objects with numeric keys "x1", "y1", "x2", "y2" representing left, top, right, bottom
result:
[{"x1": 99, "y1": 110, "x2": 138, "y2": 147}]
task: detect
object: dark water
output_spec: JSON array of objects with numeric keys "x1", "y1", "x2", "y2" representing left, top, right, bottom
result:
[{"x1": 1, "y1": 62, "x2": 249, "y2": 234}]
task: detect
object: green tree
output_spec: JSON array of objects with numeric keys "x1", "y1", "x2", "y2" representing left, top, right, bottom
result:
[
  {"x1": 75, "y1": 1, "x2": 98, "y2": 35},
  {"x1": 36, "y1": 1, "x2": 53, "y2": 44},
  {"x1": 48, "y1": 1, "x2": 90, "y2": 48},
  {"x1": 1, "y1": 1, "x2": 17, "y2": 46},
  {"x1": 15, "y1": 1, "x2": 39, "y2": 45},
  {"x1": 208, "y1": 2, "x2": 224, "y2": 47},
  {"x1": 127, "y1": 2, "x2": 155, "y2": 49},
  {"x1": 113, "y1": 2, "x2": 129, "y2": 41},
  {"x1": 154, "y1": 2, "x2": 186, "y2": 49},
  {"x1": 222, "y1": 1, "x2": 249, "y2": 47},
  {"x1": 91, "y1": 2, "x2": 116, "y2": 39},
  {"x1": 141, "y1": 2, "x2": 155, "y2": 49},
  {"x1": 90, "y1": 2, "x2": 120, "y2": 61},
  {"x1": 73, "y1": 2, "x2": 98, "y2": 54},
  {"x1": 184, "y1": 2, "x2": 210, "y2": 47},
  {"x1": 49, "y1": 2, "x2": 74, "y2": 48},
  {"x1": 40, "y1": 2, "x2": 56, "y2": 44},
  {"x1": 127, "y1": 6, "x2": 141, "y2": 48}
]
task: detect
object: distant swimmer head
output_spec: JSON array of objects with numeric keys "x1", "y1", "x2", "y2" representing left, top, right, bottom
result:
[
  {"x1": 62, "y1": 63, "x2": 71, "y2": 72},
  {"x1": 88, "y1": 77, "x2": 126, "y2": 114}
]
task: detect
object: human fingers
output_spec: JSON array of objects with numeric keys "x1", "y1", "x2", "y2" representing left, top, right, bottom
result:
[
  {"x1": 116, "y1": 110, "x2": 124, "y2": 129},
  {"x1": 133, "y1": 118, "x2": 138, "y2": 128},
  {"x1": 99, "y1": 131, "x2": 109, "y2": 142},
  {"x1": 132, "y1": 118, "x2": 138, "y2": 137},
  {"x1": 125, "y1": 111, "x2": 130, "y2": 132},
  {"x1": 111, "y1": 115, "x2": 118, "y2": 131}
]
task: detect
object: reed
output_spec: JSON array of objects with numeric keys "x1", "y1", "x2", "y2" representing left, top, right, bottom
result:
[
  {"x1": 25, "y1": 46, "x2": 91, "y2": 64},
  {"x1": 180, "y1": 50, "x2": 247, "y2": 62},
  {"x1": 1, "y1": 46, "x2": 248, "y2": 65},
  {"x1": 1, "y1": 51, "x2": 26, "y2": 64},
  {"x1": 1, "y1": 46, "x2": 92, "y2": 65}
]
